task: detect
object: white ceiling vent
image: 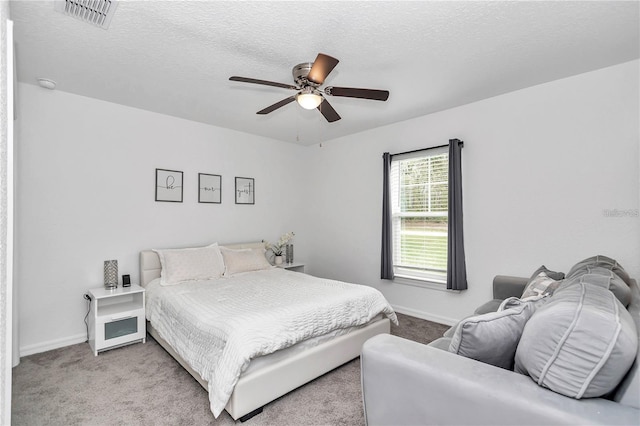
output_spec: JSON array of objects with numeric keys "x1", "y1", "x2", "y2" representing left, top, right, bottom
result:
[{"x1": 54, "y1": 0, "x2": 118, "y2": 30}]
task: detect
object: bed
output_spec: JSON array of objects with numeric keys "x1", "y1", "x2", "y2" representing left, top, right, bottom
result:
[{"x1": 139, "y1": 242, "x2": 396, "y2": 421}]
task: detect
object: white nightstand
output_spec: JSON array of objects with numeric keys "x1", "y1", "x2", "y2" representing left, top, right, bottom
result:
[
  {"x1": 277, "y1": 262, "x2": 305, "y2": 273},
  {"x1": 87, "y1": 284, "x2": 146, "y2": 356}
]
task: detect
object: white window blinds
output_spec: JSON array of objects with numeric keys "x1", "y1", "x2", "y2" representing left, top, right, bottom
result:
[{"x1": 391, "y1": 147, "x2": 448, "y2": 282}]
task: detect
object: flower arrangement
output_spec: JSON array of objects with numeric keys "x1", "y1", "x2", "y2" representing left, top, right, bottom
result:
[{"x1": 267, "y1": 232, "x2": 295, "y2": 256}]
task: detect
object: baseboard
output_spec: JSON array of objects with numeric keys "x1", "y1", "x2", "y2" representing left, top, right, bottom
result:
[
  {"x1": 20, "y1": 333, "x2": 87, "y2": 357},
  {"x1": 18, "y1": 309, "x2": 454, "y2": 357},
  {"x1": 391, "y1": 304, "x2": 458, "y2": 326}
]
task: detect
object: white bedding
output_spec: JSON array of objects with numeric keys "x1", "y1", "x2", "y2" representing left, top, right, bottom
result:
[
  {"x1": 242, "y1": 313, "x2": 383, "y2": 375},
  {"x1": 145, "y1": 267, "x2": 397, "y2": 417}
]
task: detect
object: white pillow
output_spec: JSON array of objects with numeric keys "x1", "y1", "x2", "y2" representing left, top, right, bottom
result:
[
  {"x1": 220, "y1": 247, "x2": 272, "y2": 276},
  {"x1": 153, "y1": 244, "x2": 225, "y2": 286}
]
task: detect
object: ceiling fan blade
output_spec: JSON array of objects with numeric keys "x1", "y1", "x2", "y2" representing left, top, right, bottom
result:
[
  {"x1": 307, "y1": 53, "x2": 339, "y2": 85},
  {"x1": 230, "y1": 76, "x2": 298, "y2": 90},
  {"x1": 257, "y1": 96, "x2": 296, "y2": 115},
  {"x1": 317, "y1": 98, "x2": 341, "y2": 122},
  {"x1": 325, "y1": 86, "x2": 389, "y2": 101}
]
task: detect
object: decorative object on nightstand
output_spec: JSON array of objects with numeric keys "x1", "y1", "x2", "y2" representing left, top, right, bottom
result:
[
  {"x1": 104, "y1": 260, "x2": 118, "y2": 289},
  {"x1": 87, "y1": 284, "x2": 146, "y2": 356},
  {"x1": 266, "y1": 232, "x2": 295, "y2": 265},
  {"x1": 286, "y1": 244, "x2": 294, "y2": 264},
  {"x1": 122, "y1": 274, "x2": 131, "y2": 287}
]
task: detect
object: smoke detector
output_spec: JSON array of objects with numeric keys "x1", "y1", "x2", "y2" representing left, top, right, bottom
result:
[{"x1": 54, "y1": 0, "x2": 118, "y2": 30}]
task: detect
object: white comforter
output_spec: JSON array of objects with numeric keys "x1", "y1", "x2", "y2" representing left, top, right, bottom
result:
[{"x1": 145, "y1": 268, "x2": 397, "y2": 417}]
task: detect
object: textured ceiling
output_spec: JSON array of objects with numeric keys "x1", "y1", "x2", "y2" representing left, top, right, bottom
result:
[{"x1": 9, "y1": 1, "x2": 640, "y2": 145}]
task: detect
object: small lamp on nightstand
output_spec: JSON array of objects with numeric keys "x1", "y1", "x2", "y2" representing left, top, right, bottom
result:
[
  {"x1": 286, "y1": 244, "x2": 294, "y2": 264},
  {"x1": 104, "y1": 260, "x2": 118, "y2": 289}
]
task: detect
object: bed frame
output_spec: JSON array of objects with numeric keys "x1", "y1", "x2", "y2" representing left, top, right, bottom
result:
[{"x1": 139, "y1": 243, "x2": 391, "y2": 421}]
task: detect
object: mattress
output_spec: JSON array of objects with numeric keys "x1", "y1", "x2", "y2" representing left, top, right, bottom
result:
[{"x1": 145, "y1": 267, "x2": 397, "y2": 417}]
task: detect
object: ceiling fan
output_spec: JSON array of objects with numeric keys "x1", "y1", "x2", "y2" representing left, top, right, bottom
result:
[{"x1": 229, "y1": 53, "x2": 389, "y2": 123}]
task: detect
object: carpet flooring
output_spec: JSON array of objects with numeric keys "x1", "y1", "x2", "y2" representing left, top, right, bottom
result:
[{"x1": 12, "y1": 313, "x2": 449, "y2": 425}]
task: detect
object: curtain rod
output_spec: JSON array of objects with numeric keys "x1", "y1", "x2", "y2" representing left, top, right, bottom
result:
[{"x1": 389, "y1": 139, "x2": 464, "y2": 158}]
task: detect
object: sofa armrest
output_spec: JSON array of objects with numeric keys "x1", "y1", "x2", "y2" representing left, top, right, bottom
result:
[
  {"x1": 493, "y1": 275, "x2": 528, "y2": 300},
  {"x1": 361, "y1": 334, "x2": 638, "y2": 426}
]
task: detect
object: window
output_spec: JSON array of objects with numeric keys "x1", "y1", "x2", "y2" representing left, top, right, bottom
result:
[{"x1": 390, "y1": 147, "x2": 448, "y2": 282}]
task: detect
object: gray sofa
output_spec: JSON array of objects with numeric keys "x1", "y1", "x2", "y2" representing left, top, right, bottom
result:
[{"x1": 361, "y1": 268, "x2": 640, "y2": 425}]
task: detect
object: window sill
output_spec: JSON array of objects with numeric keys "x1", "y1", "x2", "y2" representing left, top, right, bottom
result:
[{"x1": 392, "y1": 275, "x2": 460, "y2": 293}]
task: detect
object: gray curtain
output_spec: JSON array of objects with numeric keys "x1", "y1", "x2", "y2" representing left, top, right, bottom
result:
[
  {"x1": 447, "y1": 139, "x2": 467, "y2": 290},
  {"x1": 381, "y1": 152, "x2": 394, "y2": 279}
]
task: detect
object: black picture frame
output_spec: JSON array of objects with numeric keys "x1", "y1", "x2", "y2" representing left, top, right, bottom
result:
[
  {"x1": 235, "y1": 177, "x2": 255, "y2": 205},
  {"x1": 155, "y1": 168, "x2": 183, "y2": 202},
  {"x1": 198, "y1": 173, "x2": 222, "y2": 204}
]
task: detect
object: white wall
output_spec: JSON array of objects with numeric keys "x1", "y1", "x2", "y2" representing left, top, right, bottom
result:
[
  {"x1": 16, "y1": 59, "x2": 640, "y2": 354},
  {"x1": 302, "y1": 60, "x2": 640, "y2": 325},
  {"x1": 16, "y1": 84, "x2": 307, "y2": 354}
]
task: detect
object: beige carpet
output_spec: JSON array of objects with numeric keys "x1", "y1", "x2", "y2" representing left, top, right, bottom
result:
[{"x1": 12, "y1": 313, "x2": 448, "y2": 425}]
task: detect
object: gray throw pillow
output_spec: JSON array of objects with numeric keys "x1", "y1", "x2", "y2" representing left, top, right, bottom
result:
[
  {"x1": 521, "y1": 272, "x2": 561, "y2": 299},
  {"x1": 566, "y1": 255, "x2": 632, "y2": 287},
  {"x1": 443, "y1": 325, "x2": 457, "y2": 338},
  {"x1": 449, "y1": 296, "x2": 547, "y2": 370},
  {"x1": 515, "y1": 282, "x2": 638, "y2": 399},
  {"x1": 473, "y1": 299, "x2": 503, "y2": 315},
  {"x1": 566, "y1": 266, "x2": 631, "y2": 307},
  {"x1": 530, "y1": 265, "x2": 565, "y2": 282}
]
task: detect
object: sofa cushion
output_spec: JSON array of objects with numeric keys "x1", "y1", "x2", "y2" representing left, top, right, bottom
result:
[
  {"x1": 515, "y1": 282, "x2": 638, "y2": 399},
  {"x1": 567, "y1": 266, "x2": 631, "y2": 307},
  {"x1": 613, "y1": 279, "x2": 640, "y2": 408},
  {"x1": 521, "y1": 272, "x2": 562, "y2": 299},
  {"x1": 567, "y1": 255, "x2": 632, "y2": 287},
  {"x1": 449, "y1": 296, "x2": 547, "y2": 370},
  {"x1": 447, "y1": 298, "x2": 503, "y2": 339},
  {"x1": 429, "y1": 337, "x2": 453, "y2": 351},
  {"x1": 442, "y1": 325, "x2": 456, "y2": 338}
]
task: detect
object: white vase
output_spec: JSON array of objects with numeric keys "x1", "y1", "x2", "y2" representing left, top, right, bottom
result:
[{"x1": 275, "y1": 256, "x2": 283, "y2": 265}]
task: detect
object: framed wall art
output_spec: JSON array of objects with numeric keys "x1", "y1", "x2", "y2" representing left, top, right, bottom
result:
[
  {"x1": 199, "y1": 173, "x2": 222, "y2": 204},
  {"x1": 235, "y1": 177, "x2": 255, "y2": 205},
  {"x1": 155, "y1": 168, "x2": 183, "y2": 202}
]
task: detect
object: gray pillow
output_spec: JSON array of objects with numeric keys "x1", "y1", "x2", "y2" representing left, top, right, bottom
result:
[
  {"x1": 521, "y1": 272, "x2": 561, "y2": 299},
  {"x1": 567, "y1": 266, "x2": 631, "y2": 307},
  {"x1": 443, "y1": 325, "x2": 457, "y2": 338},
  {"x1": 515, "y1": 282, "x2": 638, "y2": 399},
  {"x1": 449, "y1": 297, "x2": 547, "y2": 370},
  {"x1": 529, "y1": 265, "x2": 565, "y2": 282},
  {"x1": 473, "y1": 299, "x2": 503, "y2": 315},
  {"x1": 566, "y1": 255, "x2": 632, "y2": 287}
]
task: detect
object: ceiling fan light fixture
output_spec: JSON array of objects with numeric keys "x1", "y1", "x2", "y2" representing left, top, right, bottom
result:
[
  {"x1": 296, "y1": 90, "x2": 322, "y2": 110},
  {"x1": 229, "y1": 53, "x2": 388, "y2": 123}
]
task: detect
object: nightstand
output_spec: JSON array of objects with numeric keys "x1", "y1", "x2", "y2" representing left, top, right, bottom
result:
[
  {"x1": 87, "y1": 284, "x2": 146, "y2": 356},
  {"x1": 277, "y1": 262, "x2": 305, "y2": 273}
]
